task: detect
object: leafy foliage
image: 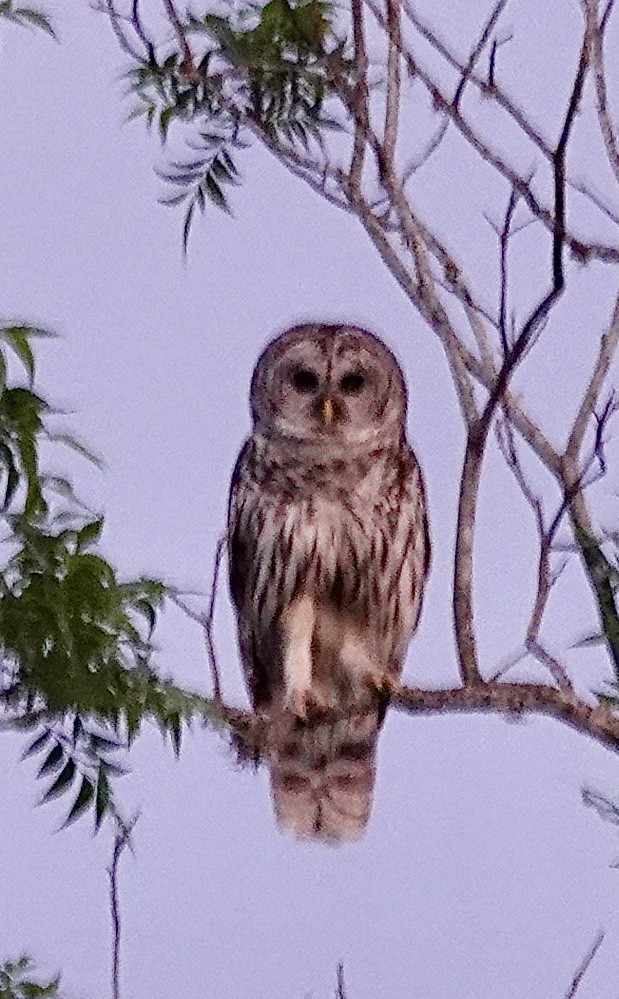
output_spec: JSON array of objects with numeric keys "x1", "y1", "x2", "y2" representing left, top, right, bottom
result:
[
  {"x1": 124, "y1": 0, "x2": 345, "y2": 247},
  {"x1": 0, "y1": 956, "x2": 61, "y2": 999},
  {"x1": 0, "y1": 1, "x2": 56, "y2": 38},
  {"x1": 0, "y1": 328, "x2": 219, "y2": 827}
]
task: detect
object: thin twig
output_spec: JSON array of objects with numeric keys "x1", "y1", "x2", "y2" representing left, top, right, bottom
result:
[
  {"x1": 374, "y1": 0, "x2": 619, "y2": 264},
  {"x1": 205, "y1": 535, "x2": 226, "y2": 702},
  {"x1": 162, "y1": 0, "x2": 194, "y2": 70},
  {"x1": 335, "y1": 963, "x2": 348, "y2": 999},
  {"x1": 571, "y1": 178, "x2": 619, "y2": 226},
  {"x1": 495, "y1": 416, "x2": 572, "y2": 691},
  {"x1": 402, "y1": 0, "x2": 552, "y2": 159},
  {"x1": 452, "y1": 15, "x2": 590, "y2": 686},
  {"x1": 170, "y1": 535, "x2": 226, "y2": 702},
  {"x1": 564, "y1": 930, "x2": 605, "y2": 998},
  {"x1": 566, "y1": 290, "x2": 619, "y2": 461},
  {"x1": 591, "y1": 0, "x2": 619, "y2": 185},
  {"x1": 401, "y1": 118, "x2": 448, "y2": 181},
  {"x1": 108, "y1": 811, "x2": 139, "y2": 999},
  {"x1": 99, "y1": 0, "x2": 144, "y2": 60},
  {"x1": 453, "y1": 0, "x2": 510, "y2": 109},
  {"x1": 499, "y1": 187, "x2": 519, "y2": 354}
]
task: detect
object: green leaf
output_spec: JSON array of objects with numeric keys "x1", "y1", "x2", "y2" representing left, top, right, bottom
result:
[
  {"x1": 95, "y1": 766, "x2": 111, "y2": 830},
  {"x1": 76, "y1": 518, "x2": 104, "y2": 550},
  {"x1": 0, "y1": 327, "x2": 35, "y2": 384},
  {"x1": 0, "y1": 443, "x2": 19, "y2": 510},
  {"x1": 204, "y1": 173, "x2": 231, "y2": 212},
  {"x1": 159, "y1": 105, "x2": 175, "y2": 142},
  {"x1": 13, "y1": 6, "x2": 57, "y2": 38},
  {"x1": 182, "y1": 201, "x2": 195, "y2": 254},
  {"x1": 37, "y1": 742, "x2": 63, "y2": 776},
  {"x1": 21, "y1": 729, "x2": 52, "y2": 759},
  {"x1": 41, "y1": 758, "x2": 76, "y2": 802},
  {"x1": 63, "y1": 775, "x2": 95, "y2": 827},
  {"x1": 170, "y1": 712, "x2": 182, "y2": 756}
]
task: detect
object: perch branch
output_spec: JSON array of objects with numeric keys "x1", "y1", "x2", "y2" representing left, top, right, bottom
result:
[{"x1": 393, "y1": 683, "x2": 619, "y2": 753}]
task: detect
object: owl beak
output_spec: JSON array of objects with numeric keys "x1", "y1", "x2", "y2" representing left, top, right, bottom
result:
[{"x1": 320, "y1": 397, "x2": 335, "y2": 426}]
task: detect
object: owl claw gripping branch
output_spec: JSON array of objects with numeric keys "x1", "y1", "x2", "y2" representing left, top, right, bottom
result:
[{"x1": 227, "y1": 323, "x2": 429, "y2": 839}]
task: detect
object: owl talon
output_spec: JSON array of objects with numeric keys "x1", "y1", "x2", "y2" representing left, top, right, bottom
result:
[
  {"x1": 286, "y1": 689, "x2": 310, "y2": 721},
  {"x1": 368, "y1": 672, "x2": 400, "y2": 698},
  {"x1": 284, "y1": 688, "x2": 334, "y2": 721}
]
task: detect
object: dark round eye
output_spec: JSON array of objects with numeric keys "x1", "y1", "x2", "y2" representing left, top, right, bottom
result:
[
  {"x1": 292, "y1": 368, "x2": 319, "y2": 393},
  {"x1": 339, "y1": 371, "x2": 365, "y2": 395}
]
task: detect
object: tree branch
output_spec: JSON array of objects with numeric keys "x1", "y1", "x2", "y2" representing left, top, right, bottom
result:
[
  {"x1": 394, "y1": 683, "x2": 619, "y2": 753},
  {"x1": 108, "y1": 811, "x2": 139, "y2": 999},
  {"x1": 564, "y1": 929, "x2": 605, "y2": 998}
]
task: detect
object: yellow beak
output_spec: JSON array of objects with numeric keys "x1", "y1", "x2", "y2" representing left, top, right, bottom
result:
[{"x1": 320, "y1": 397, "x2": 335, "y2": 425}]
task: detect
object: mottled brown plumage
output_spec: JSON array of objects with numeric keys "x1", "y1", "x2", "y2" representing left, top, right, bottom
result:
[{"x1": 228, "y1": 323, "x2": 430, "y2": 840}]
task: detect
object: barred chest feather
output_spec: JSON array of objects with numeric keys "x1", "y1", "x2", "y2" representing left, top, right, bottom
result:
[{"x1": 239, "y1": 436, "x2": 417, "y2": 619}]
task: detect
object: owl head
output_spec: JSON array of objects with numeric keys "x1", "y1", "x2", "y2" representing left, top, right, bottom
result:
[{"x1": 250, "y1": 323, "x2": 408, "y2": 448}]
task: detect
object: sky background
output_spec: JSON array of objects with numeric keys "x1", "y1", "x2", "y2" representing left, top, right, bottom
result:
[{"x1": 2, "y1": 1, "x2": 619, "y2": 996}]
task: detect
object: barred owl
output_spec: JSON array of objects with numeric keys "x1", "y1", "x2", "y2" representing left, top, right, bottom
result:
[{"x1": 228, "y1": 323, "x2": 430, "y2": 840}]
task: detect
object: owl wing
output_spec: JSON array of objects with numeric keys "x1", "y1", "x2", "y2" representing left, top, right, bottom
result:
[
  {"x1": 227, "y1": 440, "x2": 278, "y2": 708},
  {"x1": 401, "y1": 443, "x2": 431, "y2": 627},
  {"x1": 378, "y1": 444, "x2": 431, "y2": 674}
]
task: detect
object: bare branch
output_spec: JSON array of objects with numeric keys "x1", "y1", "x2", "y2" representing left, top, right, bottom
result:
[
  {"x1": 453, "y1": 0, "x2": 510, "y2": 109},
  {"x1": 170, "y1": 535, "x2": 226, "y2": 702},
  {"x1": 130, "y1": 0, "x2": 154, "y2": 60},
  {"x1": 402, "y1": 118, "x2": 448, "y2": 181},
  {"x1": 527, "y1": 639, "x2": 572, "y2": 693},
  {"x1": 496, "y1": 417, "x2": 572, "y2": 691},
  {"x1": 566, "y1": 290, "x2": 619, "y2": 461},
  {"x1": 591, "y1": 0, "x2": 619, "y2": 186},
  {"x1": 381, "y1": 1, "x2": 619, "y2": 265},
  {"x1": 161, "y1": 0, "x2": 194, "y2": 72},
  {"x1": 452, "y1": 13, "x2": 591, "y2": 686},
  {"x1": 394, "y1": 683, "x2": 619, "y2": 754},
  {"x1": 335, "y1": 963, "x2": 349, "y2": 999},
  {"x1": 349, "y1": 0, "x2": 369, "y2": 193},
  {"x1": 383, "y1": 0, "x2": 401, "y2": 171},
  {"x1": 564, "y1": 930, "x2": 605, "y2": 999},
  {"x1": 108, "y1": 811, "x2": 139, "y2": 999},
  {"x1": 97, "y1": 0, "x2": 144, "y2": 60},
  {"x1": 402, "y1": 1, "x2": 552, "y2": 159},
  {"x1": 567, "y1": 491, "x2": 619, "y2": 679},
  {"x1": 499, "y1": 187, "x2": 519, "y2": 354},
  {"x1": 347, "y1": 179, "x2": 479, "y2": 425},
  {"x1": 571, "y1": 177, "x2": 619, "y2": 225},
  {"x1": 205, "y1": 535, "x2": 225, "y2": 702}
]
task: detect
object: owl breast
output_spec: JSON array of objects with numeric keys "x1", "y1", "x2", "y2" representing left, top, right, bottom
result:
[
  {"x1": 229, "y1": 431, "x2": 428, "y2": 711},
  {"x1": 258, "y1": 465, "x2": 417, "y2": 660}
]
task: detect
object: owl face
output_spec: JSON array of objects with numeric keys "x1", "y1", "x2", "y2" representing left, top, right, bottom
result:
[{"x1": 250, "y1": 324, "x2": 408, "y2": 448}]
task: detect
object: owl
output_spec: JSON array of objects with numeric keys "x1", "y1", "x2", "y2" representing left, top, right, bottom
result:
[{"x1": 227, "y1": 323, "x2": 430, "y2": 840}]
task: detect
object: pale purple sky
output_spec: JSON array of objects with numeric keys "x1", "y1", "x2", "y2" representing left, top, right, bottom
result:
[{"x1": 2, "y1": 2, "x2": 619, "y2": 997}]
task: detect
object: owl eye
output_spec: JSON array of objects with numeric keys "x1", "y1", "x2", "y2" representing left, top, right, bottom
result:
[
  {"x1": 292, "y1": 368, "x2": 320, "y2": 393},
  {"x1": 339, "y1": 371, "x2": 365, "y2": 395}
]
